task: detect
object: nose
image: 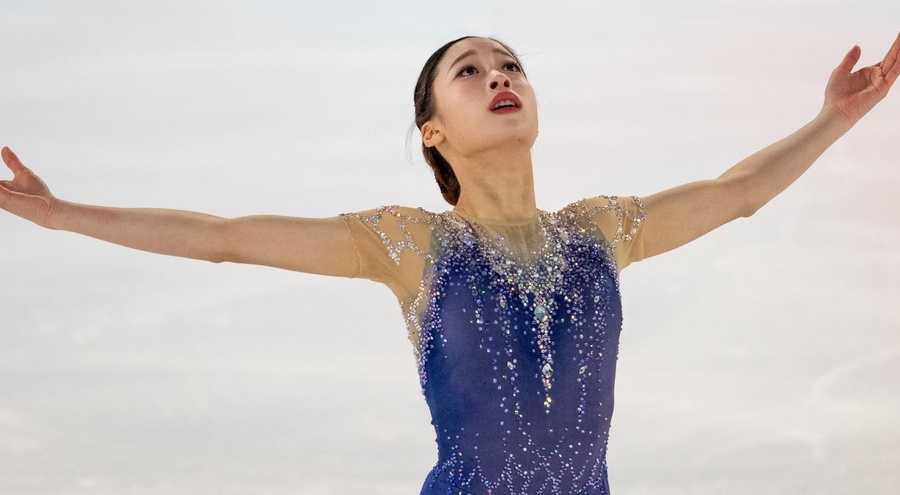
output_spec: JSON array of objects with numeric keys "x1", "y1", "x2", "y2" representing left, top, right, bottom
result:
[{"x1": 488, "y1": 70, "x2": 511, "y2": 90}]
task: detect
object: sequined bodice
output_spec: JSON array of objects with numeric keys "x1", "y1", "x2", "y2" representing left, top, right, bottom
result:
[
  {"x1": 341, "y1": 197, "x2": 644, "y2": 495},
  {"x1": 419, "y1": 210, "x2": 621, "y2": 495}
]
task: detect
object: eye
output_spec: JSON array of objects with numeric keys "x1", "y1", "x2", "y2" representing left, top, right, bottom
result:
[
  {"x1": 457, "y1": 65, "x2": 477, "y2": 77},
  {"x1": 504, "y1": 61, "x2": 521, "y2": 72}
]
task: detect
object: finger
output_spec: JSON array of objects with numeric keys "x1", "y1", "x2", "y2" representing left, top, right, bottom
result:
[
  {"x1": 881, "y1": 32, "x2": 900, "y2": 85},
  {"x1": 1, "y1": 147, "x2": 27, "y2": 175},
  {"x1": 836, "y1": 45, "x2": 861, "y2": 73}
]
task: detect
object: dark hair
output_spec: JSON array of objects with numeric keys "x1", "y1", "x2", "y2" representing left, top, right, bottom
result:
[{"x1": 413, "y1": 36, "x2": 524, "y2": 206}]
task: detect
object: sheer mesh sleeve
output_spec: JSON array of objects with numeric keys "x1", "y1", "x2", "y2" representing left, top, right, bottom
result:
[
  {"x1": 571, "y1": 195, "x2": 646, "y2": 270},
  {"x1": 340, "y1": 206, "x2": 437, "y2": 303}
]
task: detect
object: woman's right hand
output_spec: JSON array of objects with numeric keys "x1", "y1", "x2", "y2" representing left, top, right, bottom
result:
[{"x1": 0, "y1": 147, "x2": 57, "y2": 228}]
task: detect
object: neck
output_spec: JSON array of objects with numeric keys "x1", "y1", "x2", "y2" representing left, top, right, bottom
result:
[{"x1": 451, "y1": 148, "x2": 537, "y2": 222}]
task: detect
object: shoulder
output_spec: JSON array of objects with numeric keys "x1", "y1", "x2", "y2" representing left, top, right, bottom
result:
[
  {"x1": 339, "y1": 205, "x2": 448, "y2": 303},
  {"x1": 558, "y1": 195, "x2": 646, "y2": 269},
  {"x1": 340, "y1": 205, "x2": 438, "y2": 228},
  {"x1": 340, "y1": 205, "x2": 442, "y2": 263}
]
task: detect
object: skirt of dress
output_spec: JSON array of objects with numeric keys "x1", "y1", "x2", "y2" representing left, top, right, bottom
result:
[{"x1": 417, "y1": 465, "x2": 612, "y2": 495}]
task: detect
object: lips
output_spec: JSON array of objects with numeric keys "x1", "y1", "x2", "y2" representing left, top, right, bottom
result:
[{"x1": 489, "y1": 91, "x2": 521, "y2": 113}]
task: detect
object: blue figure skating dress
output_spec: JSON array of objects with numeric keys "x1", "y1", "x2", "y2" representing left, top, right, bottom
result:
[{"x1": 342, "y1": 196, "x2": 645, "y2": 495}]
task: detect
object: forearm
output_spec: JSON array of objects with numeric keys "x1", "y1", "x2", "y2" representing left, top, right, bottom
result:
[
  {"x1": 719, "y1": 107, "x2": 855, "y2": 217},
  {"x1": 639, "y1": 108, "x2": 857, "y2": 260},
  {"x1": 50, "y1": 200, "x2": 229, "y2": 262}
]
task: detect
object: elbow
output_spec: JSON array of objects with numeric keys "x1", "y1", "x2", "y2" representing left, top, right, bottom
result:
[
  {"x1": 205, "y1": 255, "x2": 228, "y2": 265},
  {"x1": 735, "y1": 185, "x2": 776, "y2": 218},
  {"x1": 719, "y1": 174, "x2": 768, "y2": 219},
  {"x1": 198, "y1": 246, "x2": 230, "y2": 265},
  {"x1": 210, "y1": 216, "x2": 266, "y2": 265},
  {"x1": 205, "y1": 219, "x2": 236, "y2": 264},
  {"x1": 737, "y1": 199, "x2": 764, "y2": 219}
]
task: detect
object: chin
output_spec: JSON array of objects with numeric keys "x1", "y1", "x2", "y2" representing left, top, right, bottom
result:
[{"x1": 488, "y1": 124, "x2": 538, "y2": 146}]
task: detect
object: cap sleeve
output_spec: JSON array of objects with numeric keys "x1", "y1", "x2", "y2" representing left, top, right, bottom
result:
[
  {"x1": 574, "y1": 195, "x2": 646, "y2": 270},
  {"x1": 340, "y1": 206, "x2": 436, "y2": 302}
]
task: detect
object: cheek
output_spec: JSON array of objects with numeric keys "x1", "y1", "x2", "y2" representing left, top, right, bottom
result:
[
  {"x1": 436, "y1": 97, "x2": 475, "y2": 129},
  {"x1": 520, "y1": 82, "x2": 537, "y2": 104},
  {"x1": 432, "y1": 90, "x2": 463, "y2": 123}
]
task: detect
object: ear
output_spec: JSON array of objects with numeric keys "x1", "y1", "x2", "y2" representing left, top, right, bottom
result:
[{"x1": 421, "y1": 121, "x2": 445, "y2": 148}]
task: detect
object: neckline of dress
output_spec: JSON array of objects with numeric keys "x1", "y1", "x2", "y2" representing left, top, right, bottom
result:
[{"x1": 448, "y1": 209, "x2": 543, "y2": 227}]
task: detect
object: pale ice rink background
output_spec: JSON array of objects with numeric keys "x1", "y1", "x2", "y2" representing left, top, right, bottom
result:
[{"x1": 1, "y1": 1, "x2": 899, "y2": 494}]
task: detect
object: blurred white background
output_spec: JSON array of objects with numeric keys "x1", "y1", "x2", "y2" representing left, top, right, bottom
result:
[{"x1": 1, "y1": 1, "x2": 898, "y2": 494}]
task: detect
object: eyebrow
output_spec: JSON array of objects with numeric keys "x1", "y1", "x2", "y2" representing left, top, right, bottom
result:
[{"x1": 447, "y1": 47, "x2": 514, "y2": 74}]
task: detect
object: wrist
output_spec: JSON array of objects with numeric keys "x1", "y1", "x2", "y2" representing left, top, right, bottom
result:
[
  {"x1": 46, "y1": 198, "x2": 76, "y2": 231},
  {"x1": 814, "y1": 105, "x2": 856, "y2": 136}
]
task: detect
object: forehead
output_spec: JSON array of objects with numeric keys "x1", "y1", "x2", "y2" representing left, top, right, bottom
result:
[{"x1": 440, "y1": 37, "x2": 514, "y2": 69}]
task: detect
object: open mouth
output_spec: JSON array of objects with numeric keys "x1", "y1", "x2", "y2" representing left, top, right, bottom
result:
[
  {"x1": 490, "y1": 92, "x2": 521, "y2": 112},
  {"x1": 492, "y1": 99, "x2": 518, "y2": 110}
]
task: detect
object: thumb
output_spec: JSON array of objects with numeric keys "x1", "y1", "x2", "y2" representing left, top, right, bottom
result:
[
  {"x1": 836, "y1": 45, "x2": 862, "y2": 73},
  {"x1": 2, "y1": 147, "x2": 28, "y2": 175}
]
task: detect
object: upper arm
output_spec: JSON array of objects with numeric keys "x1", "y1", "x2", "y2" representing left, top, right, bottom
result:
[
  {"x1": 217, "y1": 207, "x2": 434, "y2": 304},
  {"x1": 639, "y1": 174, "x2": 751, "y2": 260},
  {"x1": 219, "y1": 215, "x2": 360, "y2": 278}
]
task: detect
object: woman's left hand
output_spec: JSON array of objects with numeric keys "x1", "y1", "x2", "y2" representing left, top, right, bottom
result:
[{"x1": 823, "y1": 32, "x2": 900, "y2": 123}]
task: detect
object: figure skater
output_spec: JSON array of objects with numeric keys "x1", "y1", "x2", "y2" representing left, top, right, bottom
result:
[{"x1": 2, "y1": 34, "x2": 898, "y2": 494}]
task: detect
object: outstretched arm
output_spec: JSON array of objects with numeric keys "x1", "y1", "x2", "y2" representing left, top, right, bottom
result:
[
  {"x1": 637, "y1": 33, "x2": 900, "y2": 261},
  {"x1": 0, "y1": 147, "x2": 359, "y2": 277}
]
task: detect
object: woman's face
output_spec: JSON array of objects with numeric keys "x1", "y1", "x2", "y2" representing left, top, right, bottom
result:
[{"x1": 423, "y1": 37, "x2": 538, "y2": 159}]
